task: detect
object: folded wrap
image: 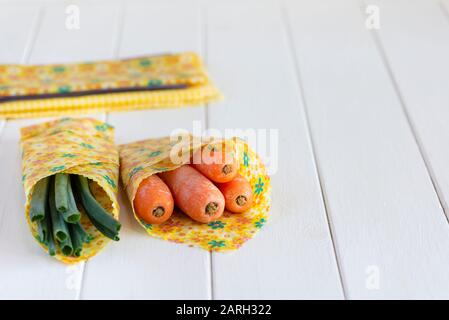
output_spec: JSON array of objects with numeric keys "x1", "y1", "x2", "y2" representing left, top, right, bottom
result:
[{"x1": 2, "y1": 52, "x2": 222, "y2": 118}]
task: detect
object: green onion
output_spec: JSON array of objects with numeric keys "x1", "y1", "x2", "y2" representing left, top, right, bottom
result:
[
  {"x1": 59, "y1": 235, "x2": 73, "y2": 256},
  {"x1": 29, "y1": 177, "x2": 50, "y2": 222},
  {"x1": 73, "y1": 222, "x2": 93, "y2": 244},
  {"x1": 91, "y1": 221, "x2": 120, "y2": 241},
  {"x1": 45, "y1": 212, "x2": 56, "y2": 256},
  {"x1": 37, "y1": 216, "x2": 48, "y2": 244},
  {"x1": 69, "y1": 224, "x2": 83, "y2": 257},
  {"x1": 75, "y1": 175, "x2": 121, "y2": 241},
  {"x1": 55, "y1": 173, "x2": 69, "y2": 213},
  {"x1": 60, "y1": 176, "x2": 81, "y2": 223},
  {"x1": 49, "y1": 178, "x2": 70, "y2": 242}
]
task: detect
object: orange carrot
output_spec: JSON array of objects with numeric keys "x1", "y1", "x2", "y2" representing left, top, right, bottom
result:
[
  {"x1": 134, "y1": 175, "x2": 174, "y2": 224},
  {"x1": 191, "y1": 144, "x2": 239, "y2": 183},
  {"x1": 217, "y1": 174, "x2": 253, "y2": 213},
  {"x1": 159, "y1": 165, "x2": 225, "y2": 223}
]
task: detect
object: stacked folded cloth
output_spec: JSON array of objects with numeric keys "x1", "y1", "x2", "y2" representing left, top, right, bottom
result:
[{"x1": 0, "y1": 52, "x2": 222, "y2": 118}]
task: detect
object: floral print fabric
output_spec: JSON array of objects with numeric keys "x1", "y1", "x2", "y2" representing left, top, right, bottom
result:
[
  {"x1": 1, "y1": 52, "x2": 222, "y2": 118},
  {"x1": 119, "y1": 135, "x2": 271, "y2": 252}
]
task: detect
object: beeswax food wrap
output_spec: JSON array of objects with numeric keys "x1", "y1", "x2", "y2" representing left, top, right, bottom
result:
[
  {"x1": 1, "y1": 52, "x2": 222, "y2": 119},
  {"x1": 119, "y1": 135, "x2": 271, "y2": 251},
  {"x1": 21, "y1": 118, "x2": 119, "y2": 263}
]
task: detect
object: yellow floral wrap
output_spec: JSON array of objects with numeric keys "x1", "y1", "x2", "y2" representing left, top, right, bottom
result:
[
  {"x1": 1, "y1": 52, "x2": 222, "y2": 119},
  {"x1": 20, "y1": 118, "x2": 120, "y2": 264},
  {"x1": 119, "y1": 135, "x2": 271, "y2": 251}
]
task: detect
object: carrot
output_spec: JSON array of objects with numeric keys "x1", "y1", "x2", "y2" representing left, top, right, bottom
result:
[
  {"x1": 134, "y1": 175, "x2": 174, "y2": 224},
  {"x1": 191, "y1": 144, "x2": 239, "y2": 183},
  {"x1": 217, "y1": 174, "x2": 253, "y2": 213},
  {"x1": 159, "y1": 165, "x2": 225, "y2": 223}
]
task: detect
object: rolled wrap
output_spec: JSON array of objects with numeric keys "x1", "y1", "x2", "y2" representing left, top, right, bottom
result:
[
  {"x1": 21, "y1": 118, "x2": 120, "y2": 263},
  {"x1": 119, "y1": 135, "x2": 271, "y2": 252}
]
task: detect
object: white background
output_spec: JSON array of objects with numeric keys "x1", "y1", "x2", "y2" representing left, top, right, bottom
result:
[{"x1": 1, "y1": 0, "x2": 449, "y2": 299}]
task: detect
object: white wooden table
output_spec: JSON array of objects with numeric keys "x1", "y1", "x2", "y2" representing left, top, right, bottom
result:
[{"x1": 1, "y1": 0, "x2": 449, "y2": 299}]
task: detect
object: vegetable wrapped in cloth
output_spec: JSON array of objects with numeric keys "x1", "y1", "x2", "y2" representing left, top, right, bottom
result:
[{"x1": 20, "y1": 118, "x2": 120, "y2": 264}]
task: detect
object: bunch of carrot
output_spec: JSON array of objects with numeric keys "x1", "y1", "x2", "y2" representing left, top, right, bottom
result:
[
  {"x1": 134, "y1": 144, "x2": 253, "y2": 224},
  {"x1": 29, "y1": 174, "x2": 121, "y2": 257}
]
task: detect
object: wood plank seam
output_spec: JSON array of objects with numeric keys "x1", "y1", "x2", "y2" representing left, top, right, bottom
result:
[
  {"x1": 440, "y1": 0, "x2": 449, "y2": 23},
  {"x1": 0, "y1": 121, "x2": 5, "y2": 143},
  {"x1": 112, "y1": 0, "x2": 126, "y2": 59},
  {"x1": 79, "y1": 2, "x2": 125, "y2": 300},
  {"x1": 359, "y1": 0, "x2": 449, "y2": 225},
  {"x1": 20, "y1": 5, "x2": 44, "y2": 65},
  {"x1": 280, "y1": 0, "x2": 348, "y2": 299},
  {"x1": 104, "y1": 0, "x2": 125, "y2": 125},
  {"x1": 200, "y1": 0, "x2": 214, "y2": 300},
  {"x1": 75, "y1": 263, "x2": 87, "y2": 300}
]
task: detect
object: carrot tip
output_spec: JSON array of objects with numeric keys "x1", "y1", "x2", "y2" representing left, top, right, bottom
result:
[
  {"x1": 236, "y1": 195, "x2": 247, "y2": 206},
  {"x1": 152, "y1": 206, "x2": 165, "y2": 217},
  {"x1": 205, "y1": 202, "x2": 219, "y2": 216},
  {"x1": 222, "y1": 165, "x2": 233, "y2": 175}
]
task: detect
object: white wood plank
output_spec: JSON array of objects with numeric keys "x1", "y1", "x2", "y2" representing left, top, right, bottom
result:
[
  {"x1": 0, "y1": 2, "x2": 59, "y2": 300},
  {"x1": 0, "y1": 2, "x2": 38, "y2": 149},
  {"x1": 0, "y1": 1, "x2": 119, "y2": 299},
  {"x1": 0, "y1": 0, "x2": 41, "y2": 159},
  {"x1": 370, "y1": 0, "x2": 449, "y2": 228},
  {"x1": 285, "y1": 0, "x2": 449, "y2": 299},
  {"x1": 0, "y1": 2, "x2": 41, "y2": 147},
  {"x1": 205, "y1": 0, "x2": 344, "y2": 299},
  {"x1": 0, "y1": 4, "x2": 39, "y2": 63},
  {"x1": 31, "y1": 1, "x2": 121, "y2": 64},
  {"x1": 81, "y1": 1, "x2": 211, "y2": 299}
]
